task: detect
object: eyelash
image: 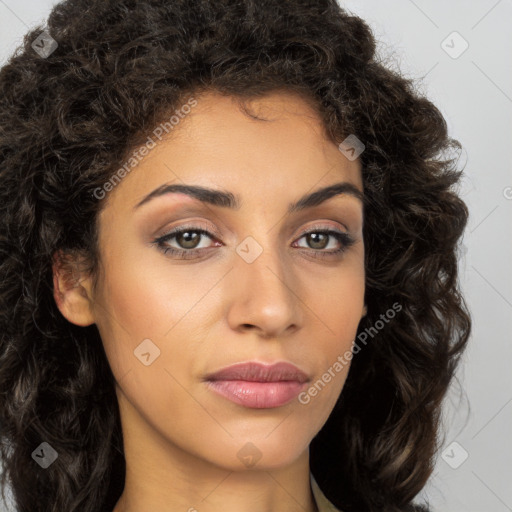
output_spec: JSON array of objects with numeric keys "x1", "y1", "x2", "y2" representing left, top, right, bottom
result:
[{"x1": 152, "y1": 224, "x2": 356, "y2": 260}]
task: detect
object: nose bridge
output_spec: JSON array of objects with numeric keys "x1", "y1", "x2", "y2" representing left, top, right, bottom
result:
[
  {"x1": 237, "y1": 232, "x2": 293, "y2": 297},
  {"x1": 227, "y1": 231, "x2": 302, "y2": 335}
]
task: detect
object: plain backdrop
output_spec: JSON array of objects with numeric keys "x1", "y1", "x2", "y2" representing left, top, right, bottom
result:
[{"x1": 0, "y1": 1, "x2": 511, "y2": 511}]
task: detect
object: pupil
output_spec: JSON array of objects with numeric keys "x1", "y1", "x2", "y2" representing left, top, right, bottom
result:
[
  {"x1": 178, "y1": 231, "x2": 200, "y2": 249},
  {"x1": 308, "y1": 233, "x2": 327, "y2": 249}
]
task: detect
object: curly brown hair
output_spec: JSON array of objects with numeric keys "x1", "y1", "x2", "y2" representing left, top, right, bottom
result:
[{"x1": 0, "y1": 0, "x2": 471, "y2": 511}]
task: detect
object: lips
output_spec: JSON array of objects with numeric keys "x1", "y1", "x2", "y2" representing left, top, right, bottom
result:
[{"x1": 204, "y1": 361, "x2": 310, "y2": 409}]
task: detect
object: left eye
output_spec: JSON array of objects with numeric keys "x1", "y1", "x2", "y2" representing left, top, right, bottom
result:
[{"x1": 294, "y1": 231, "x2": 346, "y2": 250}]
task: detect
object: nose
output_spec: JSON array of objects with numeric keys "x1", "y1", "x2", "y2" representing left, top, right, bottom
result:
[{"x1": 225, "y1": 243, "x2": 304, "y2": 339}]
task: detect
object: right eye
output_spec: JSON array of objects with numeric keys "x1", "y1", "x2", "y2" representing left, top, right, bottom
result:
[{"x1": 152, "y1": 225, "x2": 222, "y2": 259}]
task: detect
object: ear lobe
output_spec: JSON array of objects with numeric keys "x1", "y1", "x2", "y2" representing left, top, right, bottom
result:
[
  {"x1": 361, "y1": 304, "x2": 368, "y2": 318},
  {"x1": 52, "y1": 250, "x2": 95, "y2": 327}
]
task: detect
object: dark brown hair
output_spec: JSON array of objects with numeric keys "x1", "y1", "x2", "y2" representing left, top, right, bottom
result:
[{"x1": 0, "y1": 1, "x2": 471, "y2": 511}]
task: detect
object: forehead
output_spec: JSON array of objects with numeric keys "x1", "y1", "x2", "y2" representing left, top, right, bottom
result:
[{"x1": 101, "y1": 90, "x2": 362, "y2": 214}]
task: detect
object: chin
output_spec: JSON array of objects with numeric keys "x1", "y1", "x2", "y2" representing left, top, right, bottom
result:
[{"x1": 205, "y1": 436, "x2": 309, "y2": 472}]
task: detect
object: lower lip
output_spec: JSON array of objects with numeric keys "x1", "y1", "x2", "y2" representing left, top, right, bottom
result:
[{"x1": 206, "y1": 380, "x2": 307, "y2": 409}]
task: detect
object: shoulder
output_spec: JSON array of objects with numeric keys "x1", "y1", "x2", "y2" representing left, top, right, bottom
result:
[
  {"x1": 310, "y1": 472, "x2": 344, "y2": 512},
  {"x1": 309, "y1": 473, "x2": 430, "y2": 512}
]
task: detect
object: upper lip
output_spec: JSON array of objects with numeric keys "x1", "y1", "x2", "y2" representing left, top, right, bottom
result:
[{"x1": 204, "y1": 361, "x2": 309, "y2": 383}]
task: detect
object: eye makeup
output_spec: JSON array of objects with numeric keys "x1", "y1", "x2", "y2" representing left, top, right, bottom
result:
[{"x1": 151, "y1": 222, "x2": 356, "y2": 261}]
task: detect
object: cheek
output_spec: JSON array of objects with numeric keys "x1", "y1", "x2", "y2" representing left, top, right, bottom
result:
[
  {"x1": 92, "y1": 259, "x2": 204, "y2": 434},
  {"x1": 96, "y1": 248, "x2": 214, "y2": 339},
  {"x1": 299, "y1": 263, "x2": 364, "y2": 412},
  {"x1": 92, "y1": 245, "x2": 223, "y2": 390},
  {"x1": 310, "y1": 259, "x2": 365, "y2": 340}
]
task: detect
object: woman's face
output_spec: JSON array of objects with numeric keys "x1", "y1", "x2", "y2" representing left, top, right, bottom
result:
[{"x1": 81, "y1": 91, "x2": 365, "y2": 471}]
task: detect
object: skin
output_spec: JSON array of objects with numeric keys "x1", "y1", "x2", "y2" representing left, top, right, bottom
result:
[{"x1": 53, "y1": 90, "x2": 366, "y2": 512}]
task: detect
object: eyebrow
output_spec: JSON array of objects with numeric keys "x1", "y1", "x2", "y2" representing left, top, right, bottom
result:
[{"x1": 133, "y1": 181, "x2": 363, "y2": 213}]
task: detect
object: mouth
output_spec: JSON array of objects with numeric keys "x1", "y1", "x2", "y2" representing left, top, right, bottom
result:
[{"x1": 204, "y1": 361, "x2": 310, "y2": 409}]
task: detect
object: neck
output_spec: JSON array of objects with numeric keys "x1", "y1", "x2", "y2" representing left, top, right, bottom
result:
[{"x1": 111, "y1": 391, "x2": 319, "y2": 512}]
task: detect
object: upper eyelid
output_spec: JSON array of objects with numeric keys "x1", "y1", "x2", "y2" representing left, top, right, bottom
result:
[{"x1": 157, "y1": 222, "x2": 220, "y2": 240}]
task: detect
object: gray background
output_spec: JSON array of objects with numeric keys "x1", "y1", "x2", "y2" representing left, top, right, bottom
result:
[{"x1": 0, "y1": 1, "x2": 511, "y2": 511}]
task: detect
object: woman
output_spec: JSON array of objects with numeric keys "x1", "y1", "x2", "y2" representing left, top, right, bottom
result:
[{"x1": 0, "y1": 1, "x2": 471, "y2": 511}]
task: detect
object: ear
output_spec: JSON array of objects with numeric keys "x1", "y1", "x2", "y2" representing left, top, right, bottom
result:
[
  {"x1": 361, "y1": 303, "x2": 367, "y2": 318},
  {"x1": 52, "y1": 250, "x2": 96, "y2": 326}
]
